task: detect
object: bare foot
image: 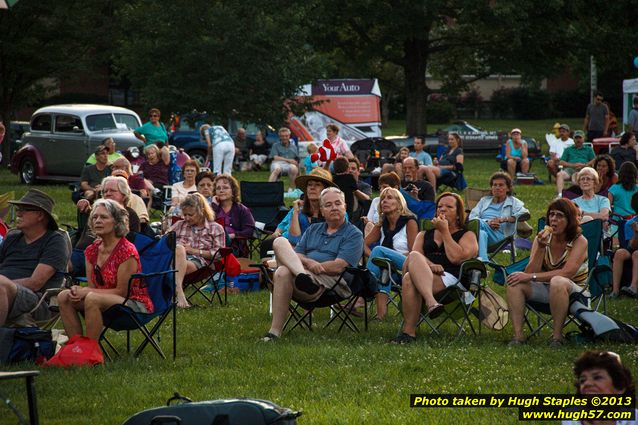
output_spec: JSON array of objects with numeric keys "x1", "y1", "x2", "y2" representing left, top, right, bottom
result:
[{"x1": 177, "y1": 296, "x2": 191, "y2": 309}]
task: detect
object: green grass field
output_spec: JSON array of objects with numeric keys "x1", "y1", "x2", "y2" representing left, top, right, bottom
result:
[{"x1": 1, "y1": 119, "x2": 637, "y2": 425}]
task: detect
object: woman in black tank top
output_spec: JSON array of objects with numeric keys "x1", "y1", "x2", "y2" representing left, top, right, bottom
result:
[{"x1": 391, "y1": 193, "x2": 478, "y2": 344}]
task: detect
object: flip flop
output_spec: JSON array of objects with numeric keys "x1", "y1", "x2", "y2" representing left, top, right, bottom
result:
[{"x1": 427, "y1": 303, "x2": 444, "y2": 319}]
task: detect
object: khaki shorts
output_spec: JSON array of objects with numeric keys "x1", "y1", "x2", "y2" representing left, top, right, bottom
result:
[
  {"x1": 8, "y1": 284, "x2": 40, "y2": 321},
  {"x1": 529, "y1": 280, "x2": 588, "y2": 304},
  {"x1": 291, "y1": 272, "x2": 349, "y2": 303}
]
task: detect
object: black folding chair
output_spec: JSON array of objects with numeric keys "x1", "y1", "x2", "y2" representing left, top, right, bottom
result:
[
  {"x1": 240, "y1": 181, "x2": 289, "y2": 258},
  {"x1": 284, "y1": 267, "x2": 375, "y2": 333}
]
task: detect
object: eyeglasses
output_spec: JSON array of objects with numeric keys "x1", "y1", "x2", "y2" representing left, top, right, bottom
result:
[
  {"x1": 579, "y1": 176, "x2": 594, "y2": 181},
  {"x1": 94, "y1": 264, "x2": 105, "y2": 287},
  {"x1": 548, "y1": 210, "x2": 566, "y2": 219},
  {"x1": 16, "y1": 206, "x2": 41, "y2": 213},
  {"x1": 150, "y1": 114, "x2": 160, "y2": 118}
]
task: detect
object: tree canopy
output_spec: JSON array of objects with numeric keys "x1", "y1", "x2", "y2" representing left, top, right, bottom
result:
[{"x1": 115, "y1": 0, "x2": 323, "y2": 125}]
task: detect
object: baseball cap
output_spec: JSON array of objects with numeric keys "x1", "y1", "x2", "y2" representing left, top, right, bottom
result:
[
  {"x1": 573, "y1": 130, "x2": 585, "y2": 138},
  {"x1": 510, "y1": 128, "x2": 522, "y2": 135},
  {"x1": 559, "y1": 124, "x2": 570, "y2": 131},
  {"x1": 95, "y1": 144, "x2": 109, "y2": 154}
]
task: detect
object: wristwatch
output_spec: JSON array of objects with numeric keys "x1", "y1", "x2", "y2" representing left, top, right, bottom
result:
[{"x1": 532, "y1": 274, "x2": 537, "y2": 282}]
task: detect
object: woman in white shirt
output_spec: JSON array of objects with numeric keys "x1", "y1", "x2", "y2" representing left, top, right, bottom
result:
[{"x1": 365, "y1": 187, "x2": 418, "y2": 320}]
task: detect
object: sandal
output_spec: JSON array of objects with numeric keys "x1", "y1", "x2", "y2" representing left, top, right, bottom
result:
[
  {"x1": 621, "y1": 286, "x2": 638, "y2": 298},
  {"x1": 549, "y1": 338, "x2": 564, "y2": 348},
  {"x1": 427, "y1": 303, "x2": 444, "y2": 319},
  {"x1": 260, "y1": 332, "x2": 279, "y2": 342},
  {"x1": 295, "y1": 273, "x2": 320, "y2": 295},
  {"x1": 390, "y1": 333, "x2": 416, "y2": 345}
]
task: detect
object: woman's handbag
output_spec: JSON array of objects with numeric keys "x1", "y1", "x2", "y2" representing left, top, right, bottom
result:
[{"x1": 477, "y1": 287, "x2": 509, "y2": 330}]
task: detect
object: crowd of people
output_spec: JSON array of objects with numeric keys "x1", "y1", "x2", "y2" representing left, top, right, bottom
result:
[{"x1": 1, "y1": 105, "x2": 637, "y2": 390}]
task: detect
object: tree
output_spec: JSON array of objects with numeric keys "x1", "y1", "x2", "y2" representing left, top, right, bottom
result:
[
  {"x1": 115, "y1": 0, "x2": 324, "y2": 126},
  {"x1": 311, "y1": 0, "x2": 572, "y2": 135},
  {"x1": 0, "y1": 0, "x2": 111, "y2": 163}
]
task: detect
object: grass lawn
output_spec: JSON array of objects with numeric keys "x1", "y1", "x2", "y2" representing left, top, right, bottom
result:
[{"x1": 1, "y1": 119, "x2": 637, "y2": 425}]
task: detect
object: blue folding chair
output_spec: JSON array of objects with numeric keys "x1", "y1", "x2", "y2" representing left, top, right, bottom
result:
[
  {"x1": 435, "y1": 145, "x2": 467, "y2": 192},
  {"x1": 99, "y1": 232, "x2": 178, "y2": 360}
]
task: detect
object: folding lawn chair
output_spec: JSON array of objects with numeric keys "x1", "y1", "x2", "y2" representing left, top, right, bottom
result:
[
  {"x1": 413, "y1": 220, "x2": 487, "y2": 338},
  {"x1": 283, "y1": 267, "x2": 375, "y2": 333},
  {"x1": 240, "y1": 181, "x2": 289, "y2": 258},
  {"x1": 416, "y1": 258, "x2": 487, "y2": 338},
  {"x1": 465, "y1": 188, "x2": 532, "y2": 264},
  {"x1": 369, "y1": 257, "x2": 404, "y2": 318},
  {"x1": 434, "y1": 145, "x2": 467, "y2": 193},
  {"x1": 489, "y1": 219, "x2": 611, "y2": 338},
  {"x1": 99, "y1": 232, "x2": 178, "y2": 360},
  {"x1": 184, "y1": 246, "x2": 235, "y2": 306}
]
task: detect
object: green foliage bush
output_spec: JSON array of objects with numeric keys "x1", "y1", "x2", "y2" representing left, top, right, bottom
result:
[{"x1": 490, "y1": 88, "x2": 553, "y2": 119}]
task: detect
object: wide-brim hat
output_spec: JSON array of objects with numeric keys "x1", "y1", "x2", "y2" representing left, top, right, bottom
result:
[
  {"x1": 10, "y1": 189, "x2": 58, "y2": 230},
  {"x1": 295, "y1": 167, "x2": 336, "y2": 192}
]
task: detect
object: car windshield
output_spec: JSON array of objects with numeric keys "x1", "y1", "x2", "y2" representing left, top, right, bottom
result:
[
  {"x1": 86, "y1": 113, "x2": 140, "y2": 132},
  {"x1": 114, "y1": 113, "x2": 141, "y2": 130}
]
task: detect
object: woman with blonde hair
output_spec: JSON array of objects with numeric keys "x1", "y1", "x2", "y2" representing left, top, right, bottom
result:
[
  {"x1": 365, "y1": 187, "x2": 418, "y2": 320},
  {"x1": 572, "y1": 167, "x2": 610, "y2": 222},
  {"x1": 169, "y1": 193, "x2": 226, "y2": 308}
]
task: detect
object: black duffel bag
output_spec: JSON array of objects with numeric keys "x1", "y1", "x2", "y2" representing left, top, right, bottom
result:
[{"x1": 122, "y1": 394, "x2": 302, "y2": 425}]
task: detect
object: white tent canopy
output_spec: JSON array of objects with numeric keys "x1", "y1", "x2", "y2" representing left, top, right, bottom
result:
[{"x1": 622, "y1": 78, "x2": 638, "y2": 125}]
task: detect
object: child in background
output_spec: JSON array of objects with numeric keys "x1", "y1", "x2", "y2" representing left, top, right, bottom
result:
[{"x1": 303, "y1": 143, "x2": 319, "y2": 173}]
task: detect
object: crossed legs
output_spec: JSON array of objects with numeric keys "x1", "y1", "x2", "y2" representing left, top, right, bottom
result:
[
  {"x1": 400, "y1": 251, "x2": 445, "y2": 337},
  {"x1": 268, "y1": 237, "x2": 306, "y2": 336},
  {"x1": 612, "y1": 249, "x2": 638, "y2": 295}
]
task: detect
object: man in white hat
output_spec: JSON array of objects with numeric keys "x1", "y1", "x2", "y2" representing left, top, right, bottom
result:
[{"x1": 0, "y1": 189, "x2": 70, "y2": 326}]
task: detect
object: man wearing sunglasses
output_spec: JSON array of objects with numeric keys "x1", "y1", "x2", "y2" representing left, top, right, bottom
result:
[
  {"x1": 0, "y1": 189, "x2": 70, "y2": 326},
  {"x1": 584, "y1": 90, "x2": 610, "y2": 142}
]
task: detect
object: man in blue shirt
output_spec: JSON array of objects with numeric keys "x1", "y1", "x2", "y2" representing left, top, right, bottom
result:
[
  {"x1": 410, "y1": 136, "x2": 433, "y2": 166},
  {"x1": 262, "y1": 187, "x2": 363, "y2": 341}
]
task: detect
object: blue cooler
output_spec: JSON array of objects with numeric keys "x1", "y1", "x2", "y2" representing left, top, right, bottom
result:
[{"x1": 235, "y1": 269, "x2": 261, "y2": 292}]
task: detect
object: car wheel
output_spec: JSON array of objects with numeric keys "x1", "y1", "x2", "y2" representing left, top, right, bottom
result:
[
  {"x1": 19, "y1": 157, "x2": 36, "y2": 184},
  {"x1": 188, "y1": 150, "x2": 207, "y2": 167}
]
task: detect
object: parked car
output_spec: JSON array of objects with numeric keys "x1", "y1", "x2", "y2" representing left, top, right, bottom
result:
[
  {"x1": 168, "y1": 112, "x2": 278, "y2": 166},
  {"x1": 8, "y1": 121, "x2": 30, "y2": 155},
  {"x1": 10, "y1": 104, "x2": 143, "y2": 184},
  {"x1": 388, "y1": 121, "x2": 539, "y2": 154}
]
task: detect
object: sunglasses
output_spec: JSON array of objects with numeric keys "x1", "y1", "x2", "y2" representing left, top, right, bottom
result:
[{"x1": 94, "y1": 264, "x2": 105, "y2": 287}]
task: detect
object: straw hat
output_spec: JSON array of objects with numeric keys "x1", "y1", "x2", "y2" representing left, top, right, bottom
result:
[{"x1": 295, "y1": 168, "x2": 336, "y2": 192}]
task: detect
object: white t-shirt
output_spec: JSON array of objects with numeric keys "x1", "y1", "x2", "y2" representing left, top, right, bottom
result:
[
  {"x1": 367, "y1": 197, "x2": 381, "y2": 224},
  {"x1": 548, "y1": 134, "x2": 574, "y2": 158}
]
